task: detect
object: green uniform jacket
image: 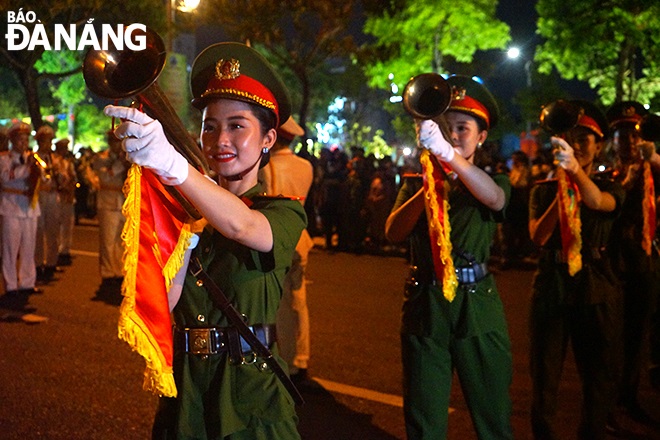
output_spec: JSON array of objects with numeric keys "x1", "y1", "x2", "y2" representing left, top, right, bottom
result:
[
  {"x1": 610, "y1": 166, "x2": 660, "y2": 274},
  {"x1": 529, "y1": 176, "x2": 624, "y2": 305},
  {"x1": 170, "y1": 185, "x2": 306, "y2": 439},
  {"x1": 394, "y1": 173, "x2": 511, "y2": 339}
]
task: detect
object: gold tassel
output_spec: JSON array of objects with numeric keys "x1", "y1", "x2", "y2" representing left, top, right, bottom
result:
[
  {"x1": 642, "y1": 162, "x2": 655, "y2": 256},
  {"x1": 557, "y1": 168, "x2": 582, "y2": 276},
  {"x1": 421, "y1": 150, "x2": 458, "y2": 302}
]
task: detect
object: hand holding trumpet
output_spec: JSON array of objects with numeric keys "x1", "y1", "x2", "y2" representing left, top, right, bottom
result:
[
  {"x1": 104, "y1": 105, "x2": 189, "y2": 186},
  {"x1": 551, "y1": 136, "x2": 580, "y2": 175},
  {"x1": 416, "y1": 119, "x2": 456, "y2": 162}
]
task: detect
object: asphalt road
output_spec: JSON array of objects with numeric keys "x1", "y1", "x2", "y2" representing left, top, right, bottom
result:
[{"x1": 0, "y1": 224, "x2": 658, "y2": 439}]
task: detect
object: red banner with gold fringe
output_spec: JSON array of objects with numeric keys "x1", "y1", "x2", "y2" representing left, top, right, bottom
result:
[{"x1": 119, "y1": 165, "x2": 193, "y2": 397}]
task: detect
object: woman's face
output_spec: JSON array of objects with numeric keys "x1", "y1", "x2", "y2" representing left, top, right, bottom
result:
[
  {"x1": 200, "y1": 99, "x2": 275, "y2": 186},
  {"x1": 566, "y1": 126, "x2": 601, "y2": 168},
  {"x1": 613, "y1": 124, "x2": 641, "y2": 163},
  {"x1": 445, "y1": 111, "x2": 488, "y2": 162}
]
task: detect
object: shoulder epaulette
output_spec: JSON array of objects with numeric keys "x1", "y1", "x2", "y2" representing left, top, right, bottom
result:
[
  {"x1": 251, "y1": 194, "x2": 305, "y2": 202},
  {"x1": 401, "y1": 173, "x2": 423, "y2": 179}
]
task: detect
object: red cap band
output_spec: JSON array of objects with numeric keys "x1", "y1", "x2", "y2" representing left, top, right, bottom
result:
[
  {"x1": 449, "y1": 95, "x2": 490, "y2": 129},
  {"x1": 577, "y1": 114, "x2": 604, "y2": 139},
  {"x1": 201, "y1": 74, "x2": 279, "y2": 122}
]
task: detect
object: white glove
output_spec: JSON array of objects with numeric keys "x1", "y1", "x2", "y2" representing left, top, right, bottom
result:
[
  {"x1": 104, "y1": 105, "x2": 189, "y2": 185},
  {"x1": 417, "y1": 119, "x2": 455, "y2": 162},
  {"x1": 551, "y1": 136, "x2": 580, "y2": 175}
]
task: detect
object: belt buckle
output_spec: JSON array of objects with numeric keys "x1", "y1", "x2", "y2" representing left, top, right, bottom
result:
[{"x1": 189, "y1": 328, "x2": 212, "y2": 355}]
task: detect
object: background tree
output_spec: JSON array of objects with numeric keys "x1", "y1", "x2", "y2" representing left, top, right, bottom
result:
[
  {"x1": 535, "y1": 0, "x2": 660, "y2": 105},
  {"x1": 198, "y1": 0, "x2": 359, "y2": 153},
  {"x1": 362, "y1": 0, "x2": 510, "y2": 92},
  {"x1": 0, "y1": 0, "x2": 164, "y2": 131}
]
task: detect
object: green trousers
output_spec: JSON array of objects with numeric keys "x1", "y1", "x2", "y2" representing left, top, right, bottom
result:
[{"x1": 401, "y1": 329, "x2": 513, "y2": 440}]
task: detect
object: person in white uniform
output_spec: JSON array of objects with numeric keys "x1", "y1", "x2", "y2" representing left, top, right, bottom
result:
[
  {"x1": 33, "y1": 125, "x2": 60, "y2": 283},
  {"x1": 259, "y1": 116, "x2": 316, "y2": 386},
  {"x1": 90, "y1": 130, "x2": 129, "y2": 285},
  {"x1": 0, "y1": 122, "x2": 41, "y2": 294},
  {"x1": 53, "y1": 138, "x2": 77, "y2": 267}
]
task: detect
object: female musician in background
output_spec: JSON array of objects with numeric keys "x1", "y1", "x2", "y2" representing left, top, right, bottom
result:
[
  {"x1": 386, "y1": 75, "x2": 513, "y2": 440},
  {"x1": 528, "y1": 100, "x2": 623, "y2": 440}
]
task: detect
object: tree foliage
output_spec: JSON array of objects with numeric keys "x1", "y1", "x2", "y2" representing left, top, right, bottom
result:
[
  {"x1": 362, "y1": 0, "x2": 511, "y2": 92},
  {"x1": 198, "y1": 0, "x2": 359, "y2": 151},
  {"x1": 535, "y1": 0, "x2": 660, "y2": 105},
  {"x1": 0, "y1": 0, "x2": 164, "y2": 130}
]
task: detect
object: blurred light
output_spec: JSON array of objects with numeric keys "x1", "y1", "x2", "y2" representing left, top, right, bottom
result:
[
  {"x1": 507, "y1": 47, "x2": 520, "y2": 59},
  {"x1": 598, "y1": 165, "x2": 606, "y2": 172},
  {"x1": 177, "y1": 0, "x2": 200, "y2": 12},
  {"x1": 388, "y1": 73, "x2": 394, "y2": 80},
  {"x1": 390, "y1": 96, "x2": 402, "y2": 103},
  {"x1": 471, "y1": 76, "x2": 483, "y2": 84},
  {"x1": 391, "y1": 83, "x2": 399, "y2": 94},
  {"x1": 644, "y1": 104, "x2": 651, "y2": 110},
  {"x1": 403, "y1": 147, "x2": 412, "y2": 156}
]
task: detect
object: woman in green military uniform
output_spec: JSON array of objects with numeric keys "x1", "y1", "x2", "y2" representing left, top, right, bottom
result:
[
  {"x1": 386, "y1": 75, "x2": 513, "y2": 440},
  {"x1": 528, "y1": 101, "x2": 624, "y2": 440},
  {"x1": 105, "y1": 43, "x2": 305, "y2": 440}
]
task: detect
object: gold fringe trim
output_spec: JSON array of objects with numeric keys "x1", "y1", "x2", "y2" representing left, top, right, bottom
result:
[
  {"x1": 557, "y1": 168, "x2": 582, "y2": 276},
  {"x1": 642, "y1": 162, "x2": 654, "y2": 256},
  {"x1": 117, "y1": 165, "x2": 178, "y2": 398},
  {"x1": 421, "y1": 150, "x2": 458, "y2": 302},
  {"x1": 162, "y1": 225, "x2": 193, "y2": 292}
]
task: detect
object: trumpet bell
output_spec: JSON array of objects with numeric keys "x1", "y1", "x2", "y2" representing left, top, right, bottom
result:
[
  {"x1": 539, "y1": 99, "x2": 584, "y2": 135},
  {"x1": 637, "y1": 114, "x2": 660, "y2": 142},
  {"x1": 83, "y1": 28, "x2": 166, "y2": 100},
  {"x1": 402, "y1": 73, "x2": 452, "y2": 120}
]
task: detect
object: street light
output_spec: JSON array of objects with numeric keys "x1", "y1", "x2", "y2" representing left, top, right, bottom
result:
[
  {"x1": 166, "y1": 0, "x2": 200, "y2": 53},
  {"x1": 507, "y1": 46, "x2": 534, "y2": 131}
]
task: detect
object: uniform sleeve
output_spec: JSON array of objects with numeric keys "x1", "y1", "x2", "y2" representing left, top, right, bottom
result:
[
  {"x1": 391, "y1": 177, "x2": 421, "y2": 213},
  {"x1": 492, "y1": 172, "x2": 511, "y2": 222},
  {"x1": 256, "y1": 199, "x2": 307, "y2": 272}
]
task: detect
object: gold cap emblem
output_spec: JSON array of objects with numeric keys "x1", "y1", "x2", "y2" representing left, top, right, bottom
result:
[
  {"x1": 215, "y1": 58, "x2": 241, "y2": 80},
  {"x1": 622, "y1": 106, "x2": 636, "y2": 117},
  {"x1": 451, "y1": 86, "x2": 466, "y2": 101}
]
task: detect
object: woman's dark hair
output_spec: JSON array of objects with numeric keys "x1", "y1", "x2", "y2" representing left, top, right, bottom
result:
[{"x1": 248, "y1": 102, "x2": 278, "y2": 136}]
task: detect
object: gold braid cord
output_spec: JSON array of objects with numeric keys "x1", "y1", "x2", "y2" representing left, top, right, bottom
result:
[
  {"x1": 557, "y1": 168, "x2": 582, "y2": 276},
  {"x1": 421, "y1": 150, "x2": 458, "y2": 301},
  {"x1": 642, "y1": 162, "x2": 655, "y2": 256}
]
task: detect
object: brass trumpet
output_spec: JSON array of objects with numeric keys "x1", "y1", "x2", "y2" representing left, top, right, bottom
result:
[
  {"x1": 402, "y1": 73, "x2": 454, "y2": 140},
  {"x1": 637, "y1": 113, "x2": 660, "y2": 142},
  {"x1": 83, "y1": 27, "x2": 208, "y2": 219},
  {"x1": 539, "y1": 99, "x2": 584, "y2": 135}
]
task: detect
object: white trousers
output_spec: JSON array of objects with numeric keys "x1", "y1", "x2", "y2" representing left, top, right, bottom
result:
[
  {"x1": 35, "y1": 191, "x2": 60, "y2": 267},
  {"x1": 2, "y1": 215, "x2": 38, "y2": 291},
  {"x1": 98, "y1": 208, "x2": 125, "y2": 279},
  {"x1": 276, "y1": 249, "x2": 311, "y2": 371},
  {"x1": 58, "y1": 202, "x2": 75, "y2": 255}
]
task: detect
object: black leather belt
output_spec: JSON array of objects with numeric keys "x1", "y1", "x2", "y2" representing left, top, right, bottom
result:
[
  {"x1": 174, "y1": 323, "x2": 276, "y2": 357},
  {"x1": 410, "y1": 263, "x2": 489, "y2": 286},
  {"x1": 540, "y1": 247, "x2": 606, "y2": 264},
  {"x1": 455, "y1": 262, "x2": 489, "y2": 285}
]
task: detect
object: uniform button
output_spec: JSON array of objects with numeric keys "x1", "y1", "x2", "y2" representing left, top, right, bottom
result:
[
  {"x1": 204, "y1": 247, "x2": 210, "y2": 253},
  {"x1": 197, "y1": 314, "x2": 205, "y2": 322},
  {"x1": 196, "y1": 279, "x2": 204, "y2": 287}
]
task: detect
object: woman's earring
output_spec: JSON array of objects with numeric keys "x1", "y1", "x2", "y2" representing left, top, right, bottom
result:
[
  {"x1": 477, "y1": 142, "x2": 482, "y2": 148},
  {"x1": 262, "y1": 147, "x2": 269, "y2": 154}
]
